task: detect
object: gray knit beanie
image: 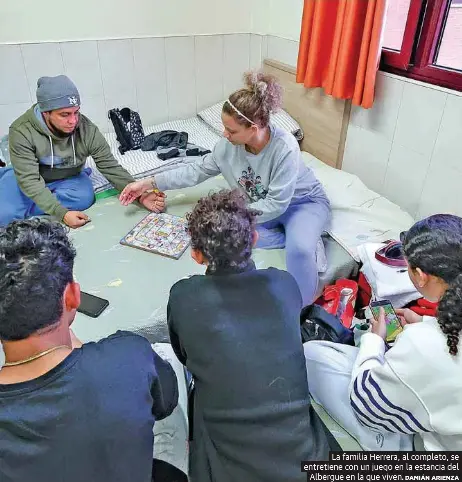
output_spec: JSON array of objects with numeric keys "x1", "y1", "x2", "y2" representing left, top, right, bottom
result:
[{"x1": 36, "y1": 75, "x2": 81, "y2": 112}]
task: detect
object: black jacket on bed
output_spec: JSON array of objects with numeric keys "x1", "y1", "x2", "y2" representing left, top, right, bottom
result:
[{"x1": 167, "y1": 263, "x2": 330, "y2": 482}]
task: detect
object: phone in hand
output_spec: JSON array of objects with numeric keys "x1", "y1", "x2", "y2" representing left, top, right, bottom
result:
[
  {"x1": 77, "y1": 291, "x2": 109, "y2": 318},
  {"x1": 370, "y1": 300, "x2": 403, "y2": 342}
]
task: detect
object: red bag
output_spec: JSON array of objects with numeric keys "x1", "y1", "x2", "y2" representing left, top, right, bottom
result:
[
  {"x1": 409, "y1": 298, "x2": 438, "y2": 317},
  {"x1": 316, "y1": 279, "x2": 358, "y2": 329}
]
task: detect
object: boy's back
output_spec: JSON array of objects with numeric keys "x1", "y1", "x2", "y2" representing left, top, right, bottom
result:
[
  {"x1": 168, "y1": 266, "x2": 330, "y2": 482},
  {"x1": 0, "y1": 332, "x2": 178, "y2": 482}
]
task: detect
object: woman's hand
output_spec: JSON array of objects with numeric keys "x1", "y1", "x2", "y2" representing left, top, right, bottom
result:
[
  {"x1": 395, "y1": 308, "x2": 423, "y2": 327},
  {"x1": 120, "y1": 178, "x2": 154, "y2": 206},
  {"x1": 139, "y1": 191, "x2": 166, "y2": 213},
  {"x1": 371, "y1": 307, "x2": 387, "y2": 340}
]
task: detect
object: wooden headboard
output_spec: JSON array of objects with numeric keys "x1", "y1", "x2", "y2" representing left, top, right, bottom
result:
[{"x1": 263, "y1": 60, "x2": 351, "y2": 169}]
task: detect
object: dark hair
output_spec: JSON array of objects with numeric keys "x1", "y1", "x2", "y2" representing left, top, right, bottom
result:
[
  {"x1": 222, "y1": 71, "x2": 283, "y2": 128},
  {"x1": 402, "y1": 214, "x2": 462, "y2": 356},
  {"x1": 0, "y1": 218, "x2": 76, "y2": 341},
  {"x1": 186, "y1": 189, "x2": 261, "y2": 273}
]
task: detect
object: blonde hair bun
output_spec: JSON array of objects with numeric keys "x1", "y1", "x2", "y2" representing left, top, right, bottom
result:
[{"x1": 243, "y1": 71, "x2": 283, "y2": 114}]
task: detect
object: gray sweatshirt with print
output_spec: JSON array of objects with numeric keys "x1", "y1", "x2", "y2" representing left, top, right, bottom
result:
[{"x1": 155, "y1": 124, "x2": 328, "y2": 223}]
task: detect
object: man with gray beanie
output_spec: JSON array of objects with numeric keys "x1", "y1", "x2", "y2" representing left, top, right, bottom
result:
[{"x1": 0, "y1": 75, "x2": 164, "y2": 228}]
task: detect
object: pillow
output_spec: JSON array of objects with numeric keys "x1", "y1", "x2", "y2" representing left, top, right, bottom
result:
[{"x1": 197, "y1": 101, "x2": 304, "y2": 142}]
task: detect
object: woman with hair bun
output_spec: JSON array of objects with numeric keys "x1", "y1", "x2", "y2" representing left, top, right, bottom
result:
[{"x1": 121, "y1": 72, "x2": 330, "y2": 306}]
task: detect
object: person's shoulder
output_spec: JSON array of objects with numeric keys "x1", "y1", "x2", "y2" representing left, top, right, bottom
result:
[
  {"x1": 262, "y1": 266, "x2": 296, "y2": 279},
  {"x1": 401, "y1": 317, "x2": 441, "y2": 339},
  {"x1": 253, "y1": 268, "x2": 303, "y2": 308},
  {"x1": 78, "y1": 113, "x2": 99, "y2": 135},
  {"x1": 170, "y1": 275, "x2": 204, "y2": 296},
  {"x1": 270, "y1": 124, "x2": 300, "y2": 152},
  {"x1": 214, "y1": 137, "x2": 237, "y2": 158},
  {"x1": 258, "y1": 267, "x2": 301, "y2": 291},
  {"x1": 83, "y1": 331, "x2": 152, "y2": 357},
  {"x1": 9, "y1": 107, "x2": 34, "y2": 133},
  {"x1": 393, "y1": 318, "x2": 449, "y2": 361}
]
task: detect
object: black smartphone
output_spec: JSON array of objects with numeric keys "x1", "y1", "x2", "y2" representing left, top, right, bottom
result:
[
  {"x1": 78, "y1": 291, "x2": 109, "y2": 318},
  {"x1": 369, "y1": 300, "x2": 403, "y2": 342}
]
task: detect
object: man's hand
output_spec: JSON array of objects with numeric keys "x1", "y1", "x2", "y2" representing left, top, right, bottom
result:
[
  {"x1": 395, "y1": 308, "x2": 423, "y2": 327},
  {"x1": 63, "y1": 211, "x2": 90, "y2": 229},
  {"x1": 371, "y1": 307, "x2": 387, "y2": 340},
  {"x1": 120, "y1": 178, "x2": 154, "y2": 206},
  {"x1": 140, "y1": 191, "x2": 166, "y2": 213}
]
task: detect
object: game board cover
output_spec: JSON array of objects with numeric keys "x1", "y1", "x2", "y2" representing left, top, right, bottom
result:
[{"x1": 120, "y1": 212, "x2": 190, "y2": 260}]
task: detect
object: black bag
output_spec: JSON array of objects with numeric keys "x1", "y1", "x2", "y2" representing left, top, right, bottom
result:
[
  {"x1": 300, "y1": 304, "x2": 355, "y2": 345},
  {"x1": 108, "y1": 108, "x2": 145, "y2": 155}
]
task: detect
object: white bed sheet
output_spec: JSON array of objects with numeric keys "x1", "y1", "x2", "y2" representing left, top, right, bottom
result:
[
  {"x1": 301, "y1": 152, "x2": 415, "y2": 261},
  {"x1": 86, "y1": 117, "x2": 221, "y2": 193}
]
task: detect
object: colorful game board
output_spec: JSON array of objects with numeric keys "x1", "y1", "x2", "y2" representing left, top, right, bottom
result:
[{"x1": 120, "y1": 213, "x2": 190, "y2": 260}]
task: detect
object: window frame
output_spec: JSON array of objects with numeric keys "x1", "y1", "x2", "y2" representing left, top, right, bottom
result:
[{"x1": 381, "y1": 0, "x2": 462, "y2": 92}]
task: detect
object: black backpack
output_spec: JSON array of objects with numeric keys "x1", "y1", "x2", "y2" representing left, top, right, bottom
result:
[
  {"x1": 108, "y1": 108, "x2": 145, "y2": 155},
  {"x1": 300, "y1": 304, "x2": 355, "y2": 346}
]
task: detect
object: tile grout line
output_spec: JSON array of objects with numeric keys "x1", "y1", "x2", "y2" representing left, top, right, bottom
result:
[
  {"x1": 194, "y1": 36, "x2": 199, "y2": 114},
  {"x1": 95, "y1": 40, "x2": 110, "y2": 132},
  {"x1": 161, "y1": 37, "x2": 169, "y2": 123},
  {"x1": 163, "y1": 38, "x2": 171, "y2": 121},
  {"x1": 130, "y1": 39, "x2": 140, "y2": 113},
  {"x1": 58, "y1": 42, "x2": 65, "y2": 74},
  {"x1": 192, "y1": 36, "x2": 198, "y2": 117},
  {"x1": 413, "y1": 93, "x2": 449, "y2": 219},
  {"x1": 380, "y1": 81, "x2": 405, "y2": 193},
  {"x1": 19, "y1": 45, "x2": 33, "y2": 104}
]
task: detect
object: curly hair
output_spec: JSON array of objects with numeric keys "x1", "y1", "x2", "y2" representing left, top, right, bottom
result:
[
  {"x1": 222, "y1": 71, "x2": 283, "y2": 128},
  {"x1": 186, "y1": 189, "x2": 262, "y2": 274},
  {"x1": 402, "y1": 214, "x2": 462, "y2": 356},
  {"x1": 0, "y1": 218, "x2": 76, "y2": 341}
]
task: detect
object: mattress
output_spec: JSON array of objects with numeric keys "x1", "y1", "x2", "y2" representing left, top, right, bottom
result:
[
  {"x1": 318, "y1": 233, "x2": 358, "y2": 298},
  {"x1": 301, "y1": 152, "x2": 415, "y2": 261},
  {"x1": 86, "y1": 117, "x2": 221, "y2": 193}
]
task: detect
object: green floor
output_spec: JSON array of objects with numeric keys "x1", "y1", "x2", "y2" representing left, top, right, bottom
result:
[
  {"x1": 71, "y1": 178, "x2": 361, "y2": 452},
  {"x1": 71, "y1": 176, "x2": 286, "y2": 344}
]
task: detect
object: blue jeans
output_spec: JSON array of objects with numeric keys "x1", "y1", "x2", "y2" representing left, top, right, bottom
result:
[
  {"x1": 256, "y1": 199, "x2": 331, "y2": 306},
  {"x1": 0, "y1": 167, "x2": 95, "y2": 227}
]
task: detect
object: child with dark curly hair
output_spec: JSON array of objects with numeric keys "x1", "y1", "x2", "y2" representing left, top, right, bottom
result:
[
  {"x1": 304, "y1": 214, "x2": 462, "y2": 452},
  {"x1": 167, "y1": 189, "x2": 333, "y2": 482}
]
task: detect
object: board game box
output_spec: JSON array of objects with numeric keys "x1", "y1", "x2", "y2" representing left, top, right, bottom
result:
[{"x1": 120, "y1": 212, "x2": 190, "y2": 260}]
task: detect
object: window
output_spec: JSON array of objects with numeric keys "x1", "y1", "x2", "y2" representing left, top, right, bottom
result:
[{"x1": 381, "y1": 0, "x2": 462, "y2": 92}]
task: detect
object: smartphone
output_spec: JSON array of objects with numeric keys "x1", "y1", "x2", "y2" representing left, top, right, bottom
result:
[
  {"x1": 77, "y1": 292, "x2": 109, "y2": 318},
  {"x1": 370, "y1": 300, "x2": 403, "y2": 342}
]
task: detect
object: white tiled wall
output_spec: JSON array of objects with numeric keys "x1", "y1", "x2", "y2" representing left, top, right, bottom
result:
[
  {"x1": 267, "y1": 35, "x2": 299, "y2": 68},
  {"x1": 0, "y1": 34, "x2": 268, "y2": 135},
  {"x1": 253, "y1": 36, "x2": 462, "y2": 221},
  {"x1": 344, "y1": 72, "x2": 462, "y2": 220},
  {"x1": 5, "y1": 28, "x2": 457, "y2": 220}
]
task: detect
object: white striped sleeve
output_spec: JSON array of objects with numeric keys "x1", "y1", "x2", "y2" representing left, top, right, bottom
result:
[{"x1": 349, "y1": 332, "x2": 432, "y2": 435}]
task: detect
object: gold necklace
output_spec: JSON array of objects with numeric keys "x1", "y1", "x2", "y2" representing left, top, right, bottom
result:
[{"x1": 3, "y1": 346, "x2": 71, "y2": 367}]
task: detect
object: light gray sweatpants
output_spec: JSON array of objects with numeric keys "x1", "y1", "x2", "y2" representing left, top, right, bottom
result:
[{"x1": 304, "y1": 340, "x2": 413, "y2": 452}]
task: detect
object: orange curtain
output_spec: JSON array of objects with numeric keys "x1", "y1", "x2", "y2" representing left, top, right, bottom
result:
[{"x1": 296, "y1": 0, "x2": 387, "y2": 109}]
